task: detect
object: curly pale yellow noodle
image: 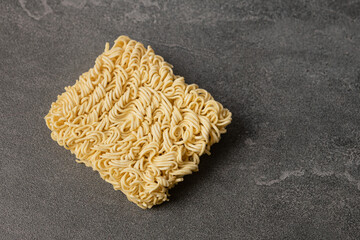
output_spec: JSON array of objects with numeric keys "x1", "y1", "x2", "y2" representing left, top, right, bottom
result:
[{"x1": 45, "y1": 36, "x2": 232, "y2": 208}]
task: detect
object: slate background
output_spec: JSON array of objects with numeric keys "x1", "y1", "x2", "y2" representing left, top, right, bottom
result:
[{"x1": 1, "y1": 0, "x2": 360, "y2": 239}]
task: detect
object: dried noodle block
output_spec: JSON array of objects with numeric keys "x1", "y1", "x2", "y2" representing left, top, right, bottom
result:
[{"x1": 45, "y1": 36, "x2": 232, "y2": 208}]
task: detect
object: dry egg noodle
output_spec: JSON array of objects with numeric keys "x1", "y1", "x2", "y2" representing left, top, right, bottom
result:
[{"x1": 45, "y1": 36, "x2": 232, "y2": 208}]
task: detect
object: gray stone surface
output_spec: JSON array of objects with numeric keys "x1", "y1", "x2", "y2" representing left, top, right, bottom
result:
[{"x1": 1, "y1": 0, "x2": 360, "y2": 239}]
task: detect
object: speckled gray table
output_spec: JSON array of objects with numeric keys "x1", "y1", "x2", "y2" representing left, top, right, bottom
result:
[{"x1": 1, "y1": 0, "x2": 360, "y2": 239}]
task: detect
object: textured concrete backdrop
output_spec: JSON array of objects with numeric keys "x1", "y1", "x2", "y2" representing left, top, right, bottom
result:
[{"x1": 1, "y1": 0, "x2": 360, "y2": 239}]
